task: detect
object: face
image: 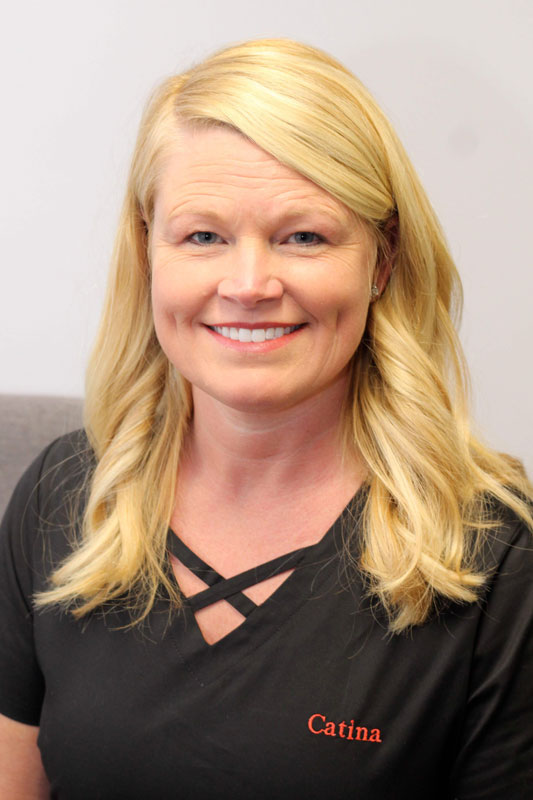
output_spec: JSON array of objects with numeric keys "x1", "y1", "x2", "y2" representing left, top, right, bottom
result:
[{"x1": 150, "y1": 125, "x2": 379, "y2": 414}]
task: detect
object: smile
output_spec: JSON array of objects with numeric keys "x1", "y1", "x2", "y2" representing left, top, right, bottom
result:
[{"x1": 209, "y1": 325, "x2": 303, "y2": 343}]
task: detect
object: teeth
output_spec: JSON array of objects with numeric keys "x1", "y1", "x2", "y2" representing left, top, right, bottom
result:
[{"x1": 212, "y1": 325, "x2": 300, "y2": 342}]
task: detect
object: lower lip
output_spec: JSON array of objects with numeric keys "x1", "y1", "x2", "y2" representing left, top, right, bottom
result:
[{"x1": 204, "y1": 325, "x2": 306, "y2": 352}]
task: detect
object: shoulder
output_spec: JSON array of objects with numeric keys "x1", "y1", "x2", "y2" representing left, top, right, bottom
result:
[
  {"x1": 463, "y1": 498, "x2": 533, "y2": 660},
  {"x1": 4, "y1": 429, "x2": 93, "y2": 518},
  {"x1": 477, "y1": 498, "x2": 533, "y2": 586},
  {"x1": 33, "y1": 429, "x2": 94, "y2": 518},
  {"x1": 0, "y1": 430, "x2": 94, "y2": 583},
  {"x1": 36, "y1": 428, "x2": 93, "y2": 487},
  {"x1": 0, "y1": 432, "x2": 92, "y2": 727},
  {"x1": 448, "y1": 500, "x2": 533, "y2": 797}
]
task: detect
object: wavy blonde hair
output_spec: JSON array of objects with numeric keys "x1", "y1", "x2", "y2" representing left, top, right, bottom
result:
[{"x1": 36, "y1": 38, "x2": 532, "y2": 631}]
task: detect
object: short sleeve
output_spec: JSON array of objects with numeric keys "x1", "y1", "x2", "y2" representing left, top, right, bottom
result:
[
  {"x1": 0, "y1": 444, "x2": 56, "y2": 725},
  {"x1": 450, "y1": 516, "x2": 533, "y2": 798}
]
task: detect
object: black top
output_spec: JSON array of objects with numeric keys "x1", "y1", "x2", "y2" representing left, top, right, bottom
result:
[{"x1": 0, "y1": 431, "x2": 532, "y2": 799}]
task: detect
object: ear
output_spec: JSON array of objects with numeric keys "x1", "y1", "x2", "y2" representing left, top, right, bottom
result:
[
  {"x1": 139, "y1": 203, "x2": 150, "y2": 233},
  {"x1": 373, "y1": 213, "x2": 398, "y2": 296}
]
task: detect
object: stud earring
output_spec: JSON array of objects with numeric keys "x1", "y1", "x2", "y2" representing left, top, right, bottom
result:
[{"x1": 371, "y1": 284, "x2": 380, "y2": 299}]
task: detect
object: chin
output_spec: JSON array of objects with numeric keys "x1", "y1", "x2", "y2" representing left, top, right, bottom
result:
[{"x1": 196, "y1": 379, "x2": 306, "y2": 415}]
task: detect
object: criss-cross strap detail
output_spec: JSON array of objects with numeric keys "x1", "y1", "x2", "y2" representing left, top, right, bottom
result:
[
  {"x1": 167, "y1": 530, "x2": 311, "y2": 616},
  {"x1": 186, "y1": 548, "x2": 310, "y2": 612},
  {"x1": 168, "y1": 532, "x2": 226, "y2": 587},
  {"x1": 168, "y1": 531, "x2": 257, "y2": 616}
]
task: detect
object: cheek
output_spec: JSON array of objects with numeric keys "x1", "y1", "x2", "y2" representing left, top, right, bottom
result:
[
  {"x1": 150, "y1": 273, "x2": 172, "y2": 346},
  {"x1": 151, "y1": 283, "x2": 191, "y2": 376},
  {"x1": 151, "y1": 264, "x2": 201, "y2": 327},
  {"x1": 299, "y1": 248, "x2": 373, "y2": 321},
  {"x1": 150, "y1": 269, "x2": 191, "y2": 363},
  {"x1": 316, "y1": 279, "x2": 372, "y2": 357},
  {"x1": 335, "y1": 309, "x2": 370, "y2": 361},
  {"x1": 303, "y1": 272, "x2": 371, "y2": 331}
]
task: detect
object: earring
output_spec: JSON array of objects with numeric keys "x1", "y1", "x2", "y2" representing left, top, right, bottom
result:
[{"x1": 371, "y1": 284, "x2": 380, "y2": 299}]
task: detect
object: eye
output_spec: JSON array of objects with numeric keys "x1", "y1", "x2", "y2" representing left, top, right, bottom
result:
[
  {"x1": 286, "y1": 231, "x2": 324, "y2": 246},
  {"x1": 188, "y1": 231, "x2": 224, "y2": 246}
]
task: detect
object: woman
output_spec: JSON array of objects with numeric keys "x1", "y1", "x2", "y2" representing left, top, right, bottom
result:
[{"x1": 0, "y1": 38, "x2": 532, "y2": 799}]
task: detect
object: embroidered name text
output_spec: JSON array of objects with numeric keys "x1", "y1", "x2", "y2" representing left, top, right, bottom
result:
[{"x1": 308, "y1": 713, "x2": 382, "y2": 743}]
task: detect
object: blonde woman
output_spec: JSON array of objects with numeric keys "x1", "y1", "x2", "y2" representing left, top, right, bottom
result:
[{"x1": 1, "y1": 39, "x2": 532, "y2": 799}]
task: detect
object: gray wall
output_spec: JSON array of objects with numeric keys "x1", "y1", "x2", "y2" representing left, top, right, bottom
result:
[{"x1": 1, "y1": 0, "x2": 531, "y2": 474}]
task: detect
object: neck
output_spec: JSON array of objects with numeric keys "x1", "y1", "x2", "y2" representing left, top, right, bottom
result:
[{"x1": 181, "y1": 376, "x2": 364, "y2": 502}]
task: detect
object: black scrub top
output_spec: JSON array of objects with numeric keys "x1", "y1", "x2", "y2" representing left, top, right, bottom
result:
[{"x1": 0, "y1": 432, "x2": 532, "y2": 799}]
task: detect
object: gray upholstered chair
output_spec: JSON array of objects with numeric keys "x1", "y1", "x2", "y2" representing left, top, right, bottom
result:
[{"x1": 0, "y1": 394, "x2": 83, "y2": 519}]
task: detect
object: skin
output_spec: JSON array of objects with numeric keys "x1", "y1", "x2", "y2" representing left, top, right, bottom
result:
[
  {"x1": 0, "y1": 713, "x2": 49, "y2": 798},
  {"x1": 151, "y1": 126, "x2": 389, "y2": 644},
  {"x1": 151, "y1": 125, "x2": 381, "y2": 416}
]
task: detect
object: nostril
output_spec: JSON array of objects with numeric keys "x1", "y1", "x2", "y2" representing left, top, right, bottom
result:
[{"x1": 217, "y1": 276, "x2": 284, "y2": 303}]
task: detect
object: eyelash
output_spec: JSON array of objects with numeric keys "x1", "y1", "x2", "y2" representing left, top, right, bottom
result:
[
  {"x1": 286, "y1": 232, "x2": 324, "y2": 246},
  {"x1": 188, "y1": 231, "x2": 223, "y2": 246},
  {"x1": 187, "y1": 231, "x2": 325, "y2": 247}
]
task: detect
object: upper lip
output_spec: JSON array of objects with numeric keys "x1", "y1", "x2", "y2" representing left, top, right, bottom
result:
[{"x1": 205, "y1": 322, "x2": 305, "y2": 329}]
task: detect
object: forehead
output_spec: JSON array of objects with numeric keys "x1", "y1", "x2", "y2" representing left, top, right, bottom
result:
[{"x1": 154, "y1": 124, "x2": 356, "y2": 224}]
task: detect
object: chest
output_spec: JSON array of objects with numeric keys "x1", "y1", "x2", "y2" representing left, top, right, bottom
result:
[
  {"x1": 34, "y1": 563, "x2": 476, "y2": 799},
  {"x1": 168, "y1": 485, "x2": 358, "y2": 645}
]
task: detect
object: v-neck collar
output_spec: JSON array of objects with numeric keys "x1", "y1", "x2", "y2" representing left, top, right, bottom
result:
[{"x1": 165, "y1": 491, "x2": 365, "y2": 687}]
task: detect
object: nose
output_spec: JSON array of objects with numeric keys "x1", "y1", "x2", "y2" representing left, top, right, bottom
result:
[{"x1": 217, "y1": 241, "x2": 283, "y2": 307}]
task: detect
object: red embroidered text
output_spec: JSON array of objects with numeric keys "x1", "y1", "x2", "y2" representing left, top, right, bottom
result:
[{"x1": 308, "y1": 713, "x2": 382, "y2": 743}]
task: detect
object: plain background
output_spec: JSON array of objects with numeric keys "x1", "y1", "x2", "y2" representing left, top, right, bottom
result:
[{"x1": 1, "y1": 0, "x2": 531, "y2": 474}]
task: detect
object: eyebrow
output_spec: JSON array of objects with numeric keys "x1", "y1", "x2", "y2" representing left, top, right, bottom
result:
[
  {"x1": 167, "y1": 209, "x2": 228, "y2": 224},
  {"x1": 166, "y1": 206, "x2": 353, "y2": 229}
]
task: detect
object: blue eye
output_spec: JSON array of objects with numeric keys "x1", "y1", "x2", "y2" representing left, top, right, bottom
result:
[
  {"x1": 287, "y1": 232, "x2": 324, "y2": 246},
  {"x1": 189, "y1": 231, "x2": 223, "y2": 245}
]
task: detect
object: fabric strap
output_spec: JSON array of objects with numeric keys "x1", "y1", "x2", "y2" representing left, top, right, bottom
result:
[{"x1": 167, "y1": 530, "x2": 311, "y2": 616}]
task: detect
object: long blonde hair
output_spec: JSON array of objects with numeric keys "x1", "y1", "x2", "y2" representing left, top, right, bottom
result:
[{"x1": 35, "y1": 38, "x2": 532, "y2": 631}]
